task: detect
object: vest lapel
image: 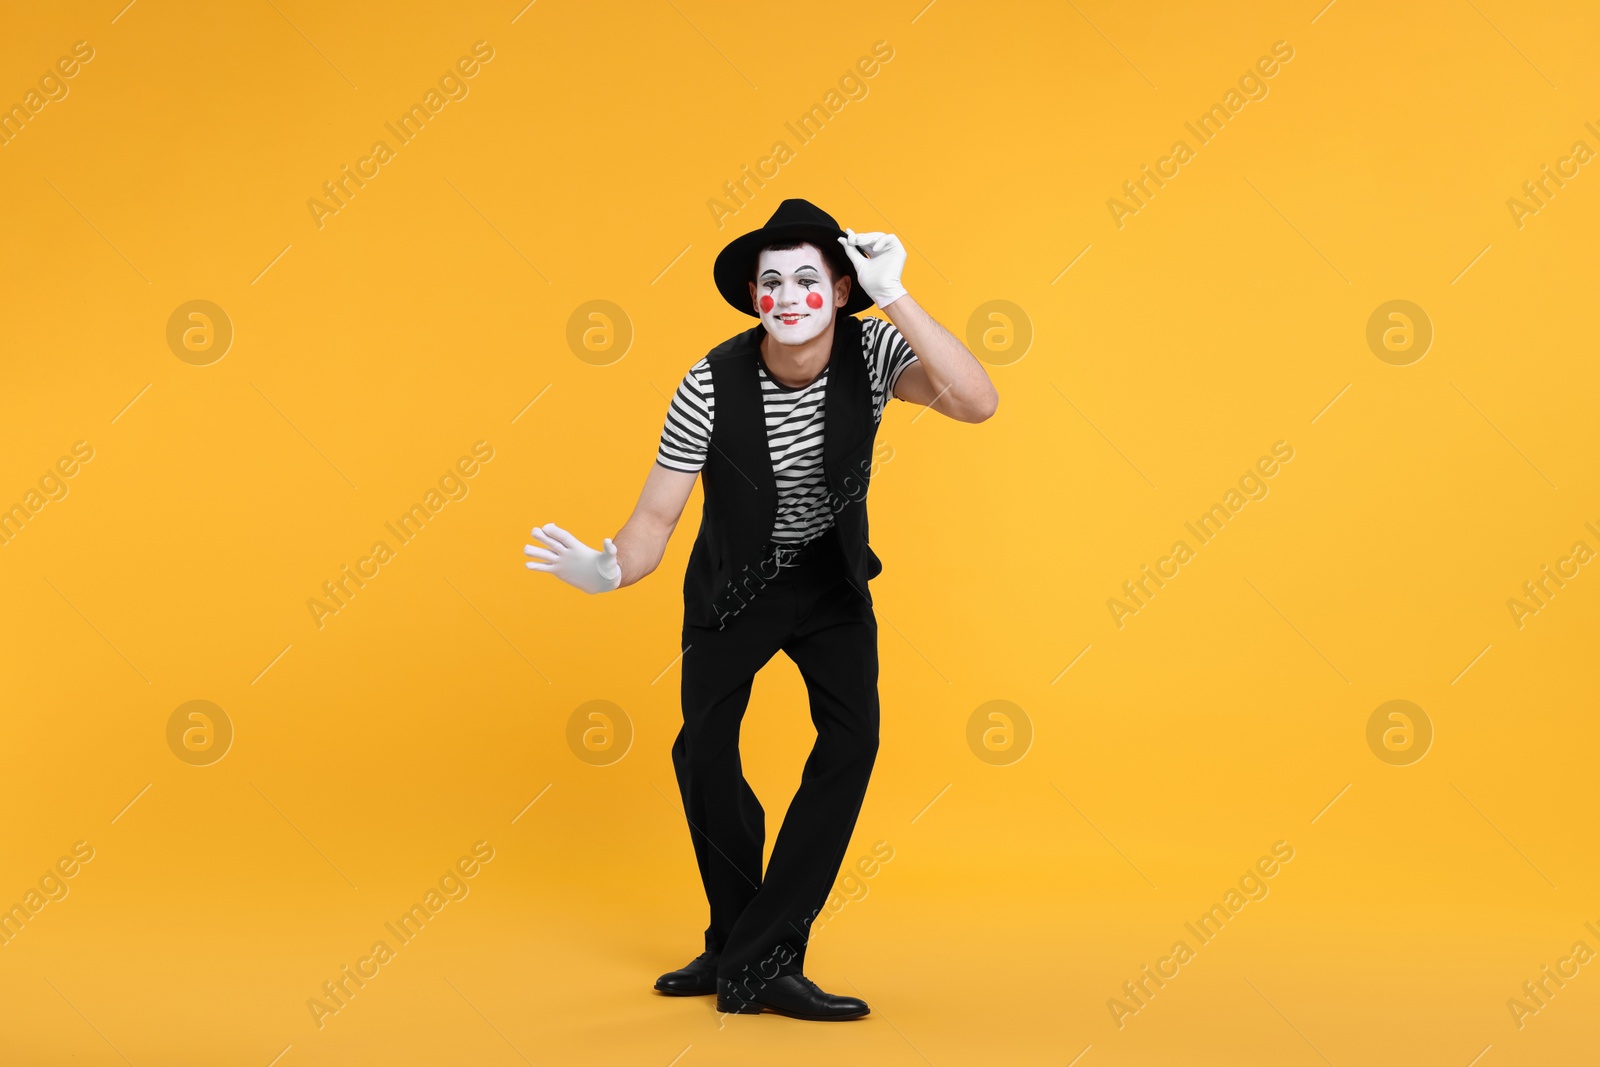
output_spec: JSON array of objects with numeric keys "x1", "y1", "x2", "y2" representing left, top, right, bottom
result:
[
  {"x1": 718, "y1": 325, "x2": 776, "y2": 545},
  {"x1": 822, "y1": 314, "x2": 867, "y2": 477}
]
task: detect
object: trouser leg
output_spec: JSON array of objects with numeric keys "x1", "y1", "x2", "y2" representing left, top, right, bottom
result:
[
  {"x1": 673, "y1": 593, "x2": 790, "y2": 955},
  {"x1": 716, "y1": 573, "x2": 880, "y2": 986}
]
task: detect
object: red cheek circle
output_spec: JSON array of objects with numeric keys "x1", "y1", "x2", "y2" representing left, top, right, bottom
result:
[
  {"x1": 759, "y1": 295, "x2": 774, "y2": 312},
  {"x1": 806, "y1": 292, "x2": 824, "y2": 309}
]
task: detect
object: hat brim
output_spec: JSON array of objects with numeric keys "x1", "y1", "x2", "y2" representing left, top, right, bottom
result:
[{"x1": 713, "y1": 221, "x2": 875, "y2": 318}]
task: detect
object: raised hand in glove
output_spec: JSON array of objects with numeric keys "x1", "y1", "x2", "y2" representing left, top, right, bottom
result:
[
  {"x1": 524, "y1": 522, "x2": 621, "y2": 594},
  {"x1": 837, "y1": 228, "x2": 908, "y2": 309}
]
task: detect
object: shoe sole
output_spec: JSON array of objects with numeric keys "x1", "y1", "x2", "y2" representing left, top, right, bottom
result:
[
  {"x1": 715, "y1": 998, "x2": 869, "y2": 1021},
  {"x1": 653, "y1": 985, "x2": 717, "y2": 997}
]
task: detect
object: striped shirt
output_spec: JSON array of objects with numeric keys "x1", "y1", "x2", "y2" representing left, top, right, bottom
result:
[{"x1": 656, "y1": 317, "x2": 919, "y2": 557}]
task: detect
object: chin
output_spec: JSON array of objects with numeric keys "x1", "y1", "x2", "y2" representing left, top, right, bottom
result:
[{"x1": 764, "y1": 314, "x2": 832, "y2": 346}]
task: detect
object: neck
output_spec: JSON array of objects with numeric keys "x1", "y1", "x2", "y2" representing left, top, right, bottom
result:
[{"x1": 759, "y1": 318, "x2": 835, "y2": 389}]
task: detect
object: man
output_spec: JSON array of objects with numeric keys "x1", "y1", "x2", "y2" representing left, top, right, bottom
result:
[{"x1": 524, "y1": 198, "x2": 997, "y2": 1020}]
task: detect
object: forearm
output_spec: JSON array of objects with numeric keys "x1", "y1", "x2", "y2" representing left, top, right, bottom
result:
[
  {"x1": 611, "y1": 513, "x2": 672, "y2": 589},
  {"x1": 883, "y1": 293, "x2": 999, "y2": 421}
]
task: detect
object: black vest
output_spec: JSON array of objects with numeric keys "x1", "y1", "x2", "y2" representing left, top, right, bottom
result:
[{"x1": 682, "y1": 314, "x2": 884, "y2": 629}]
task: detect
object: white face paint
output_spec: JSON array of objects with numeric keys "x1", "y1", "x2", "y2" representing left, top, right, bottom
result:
[{"x1": 750, "y1": 243, "x2": 842, "y2": 347}]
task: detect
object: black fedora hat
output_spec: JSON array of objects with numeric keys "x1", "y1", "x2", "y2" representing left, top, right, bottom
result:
[{"x1": 713, "y1": 198, "x2": 875, "y2": 318}]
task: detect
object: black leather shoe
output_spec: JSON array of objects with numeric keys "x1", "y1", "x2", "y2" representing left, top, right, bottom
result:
[
  {"x1": 716, "y1": 974, "x2": 870, "y2": 1020},
  {"x1": 654, "y1": 951, "x2": 720, "y2": 996}
]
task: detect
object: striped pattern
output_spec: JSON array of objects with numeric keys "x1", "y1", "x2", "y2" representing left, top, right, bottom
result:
[{"x1": 656, "y1": 317, "x2": 919, "y2": 551}]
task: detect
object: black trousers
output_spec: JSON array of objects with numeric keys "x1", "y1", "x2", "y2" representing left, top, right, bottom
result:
[{"x1": 672, "y1": 532, "x2": 880, "y2": 984}]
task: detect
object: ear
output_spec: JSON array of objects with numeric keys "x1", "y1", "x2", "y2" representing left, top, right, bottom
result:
[
  {"x1": 748, "y1": 279, "x2": 759, "y2": 313},
  {"x1": 833, "y1": 274, "x2": 851, "y2": 307}
]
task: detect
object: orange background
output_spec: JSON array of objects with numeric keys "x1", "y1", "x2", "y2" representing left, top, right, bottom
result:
[{"x1": 2, "y1": 1, "x2": 1598, "y2": 1064}]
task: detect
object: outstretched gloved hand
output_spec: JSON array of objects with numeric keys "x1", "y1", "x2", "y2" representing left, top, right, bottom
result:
[
  {"x1": 524, "y1": 522, "x2": 621, "y2": 594},
  {"x1": 837, "y1": 228, "x2": 908, "y2": 309}
]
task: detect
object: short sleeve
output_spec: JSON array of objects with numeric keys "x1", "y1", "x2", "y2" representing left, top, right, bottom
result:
[
  {"x1": 656, "y1": 359, "x2": 713, "y2": 473},
  {"x1": 861, "y1": 317, "x2": 920, "y2": 420}
]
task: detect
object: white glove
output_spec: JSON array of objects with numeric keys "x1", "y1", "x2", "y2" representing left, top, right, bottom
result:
[
  {"x1": 837, "y1": 228, "x2": 908, "y2": 308},
  {"x1": 524, "y1": 522, "x2": 621, "y2": 594}
]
